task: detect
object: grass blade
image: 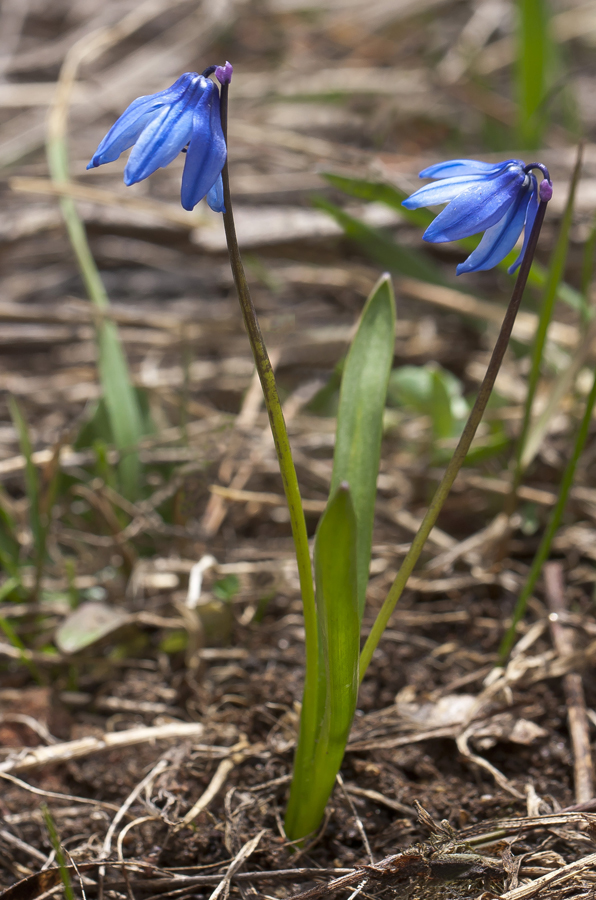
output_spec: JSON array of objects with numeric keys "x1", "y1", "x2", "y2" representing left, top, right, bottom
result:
[
  {"x1": 331, "y1": 273, "x2": 396, "y2": 617},
  {"x1": 0, "y1": 488, "x2": 22, "y2": 580},
  {"x1": 500, "y1": 363, "x2": 596, "y2": 660},
  {"x1": 97, "y1": 320, "x2": 144, "y2": 498},
  {"x1": 313, "y1": 196, "x2": 447, "y2": 284},
  {"x1": 0, "y1": 602, "x2": 42, "y2": 684},
  {"x1": 47, "y1": 126, "x2": 144, "y2": 500},
  {"x1": 41, "y1": 805, "x2": 75, "y2": 900},
  {"x1": 286, "y1": 484, "x2": 359, "y2": 840},
  {"x1": 516, "y1": 0, "x2": 551, "y2": 149}
]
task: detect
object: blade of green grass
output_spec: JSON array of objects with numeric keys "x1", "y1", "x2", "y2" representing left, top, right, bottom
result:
[
  {"x1": 47, "y1": 137, "x2": 144, "y2": 500},
  {"x1": 0, "y1": 603, "x2": 42, "y2": 684},
  {"x1": 331, "y1": 273, "x2": 396, "y2": 617},
  {"x1": 500, "y1": 362, "x2": 596, "y2": 660},
  {"x1": 285, "y1": 483, "x2": 359, "y2": 840},
  {"x1": 516, "y1": 0, "x2": 551, "y2": 149},
  {"x1": 312, "y1": 196, "x2": 447, "y2": 285},
  {"x1": 580, "y1": 208, "x2": 596, "y2": 317},
  {"x1": 0, "y1": 488, "x2": 22, "y2": 580},
  {"x1": 41, "y1": 805, "x2": 75, "y2": 900}
]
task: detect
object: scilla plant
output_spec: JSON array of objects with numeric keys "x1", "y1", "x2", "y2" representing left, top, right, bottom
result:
[{"x1": 88, "y1": 67, "x2": 553, "y2": 840}]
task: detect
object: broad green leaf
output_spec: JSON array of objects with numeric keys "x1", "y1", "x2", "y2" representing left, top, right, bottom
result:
[
  {"x1": 388, "y1": 364, "x2": 470, "y2": 442},
  {"x1": 287, "y1": 484, "x2": 359, "y2": 839},
  {"x1": 331, "y1": 274, "x2": 396, "y2": 617}
]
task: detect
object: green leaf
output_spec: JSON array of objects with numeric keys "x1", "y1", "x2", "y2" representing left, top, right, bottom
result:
[
  {"x1": 47, "y1": 138, "x2": 145, "y2": 502},
  {"x1": 388, "y1": 365, "x2": 462, "y2": 442},
  {"x1": 288, "y1": 483, "x2": 359, "y2": 839},
  {"x1": 213, "y1": 574, "x2": 240, "y2": 601},
  {"x1": 323, "y1": 172, "x2": 431, "y2": 227},
  {"x1": 313, "y1": 196, "x2": 447, "y2": 285},
  {"x1": 331, "y1": 274, "x2": 396, "y2": 617}
]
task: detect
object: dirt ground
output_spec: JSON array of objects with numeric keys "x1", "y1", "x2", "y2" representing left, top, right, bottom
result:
[{"x1": 2, "y1": 1, "x2": 596, "y2": 898}]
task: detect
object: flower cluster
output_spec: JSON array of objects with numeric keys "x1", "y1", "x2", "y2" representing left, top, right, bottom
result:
[
  {"x1": 403, "y1": 158, "x2": 551, "y2": 274},
  {"x1": 87, "y1": 64, "x2": 233, "y2": 212}
]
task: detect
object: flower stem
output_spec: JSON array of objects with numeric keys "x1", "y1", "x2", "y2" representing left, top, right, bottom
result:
[
  {"x1": 218, "y1": 83, "x2": 318, "y2": 779},
  {"x1": 360, "y1": 193, "x2": 550, "y2": 680}
]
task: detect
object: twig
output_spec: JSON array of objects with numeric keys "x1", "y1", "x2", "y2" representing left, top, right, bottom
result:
[
  {"x1": 101, "y1": 758, "x2": 170, "y2": 860},
  {"x1": 0, "y1": 770, "x2": 120, "y2": 812},
  {"x1": 499, "y1": 850, "x2": 596, "y2": 900},
  {"x1": 208, "y1": 830, "x2": 266, "y2": 900},
  {"x1": 456, "y1": 727, "x2": 525, "y2": 800},
  {"x1": 545, "y1": 561, "x2": 594, "y2": 803},
  {"x1": 173, "y1": 741, "x2": 249, "y2": 833},
  {"x1": 0, "y1": 721, "x2": 205, "y2": 774},
  {"x1": 336, "y1": 774, "x2": 374, "y2": 864}
]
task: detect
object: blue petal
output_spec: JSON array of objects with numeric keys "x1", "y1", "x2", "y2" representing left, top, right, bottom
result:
[
  {"x1": 86, "y1": 73, "x2": 201, "y2": 170},
  {"x1": 206, "y1": 174, "x2": 225, "y2": 212},
  {"x1": 403, "y1": 173, "x2": 492, "y2": 209},
  {"x1": 508, "y1": 176, "x2": 539, "y2": 274},
  {"x1": 456, "y1": 179, "x2": 534, "y2": 274},
  {"x1": 124, "y1": 75, "x2": 206, "y2": 184},
  {"x1": 419, "y1": 158, "x2": 523, "y2": 179},
  {"x1": 180, "y1": 81, "x2": 227, "y2": 211},
  {"x1": 423, "y1": 169, "x2": 526, "y2": 243}
]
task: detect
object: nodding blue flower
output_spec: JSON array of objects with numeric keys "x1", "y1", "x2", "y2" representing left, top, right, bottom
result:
[
  {"x1": 86, "y1": 69, "x2": 228, "y2": 213},
  {"x1": 402, "y1": 158, "x2": 550, "y2": 275}
]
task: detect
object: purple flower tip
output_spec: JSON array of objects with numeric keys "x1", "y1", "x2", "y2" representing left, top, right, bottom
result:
[
  {"x1": 539, "y1": 179, "x2": 553, "y2": 202},
  {"x1": 216, "y1": 61, "x2": 233, "y2": 85}
]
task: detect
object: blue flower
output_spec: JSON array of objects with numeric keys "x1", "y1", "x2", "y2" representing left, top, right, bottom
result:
[
  {"x1": 402, "y1": 158, "x2": 542, "y2": 275},
  {"x1": 87, "y1": 70, "x2": 227, "y2": 212}
]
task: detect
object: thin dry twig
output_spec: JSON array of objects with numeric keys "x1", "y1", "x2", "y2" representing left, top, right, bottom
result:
[
  {"x1": 336, "y1": 774, "x2": 374, "y2": 864},
  {"x1": 101, "y1": 757, "x2": 171, "y2": 860},
  {"x1": 498, "y1": 849, "x2": 596, "y2": 899},
  {"x1": 0, "y1": 722, "x2": 205, "y2": 774},
  {"x1": 545, "y1": 561, "x2": 595, "y2": 803},
  {"x1": 208, "y1": 829, "x2": 266, "y2": 900},
  {"x1": 173, "y1": 740, "x2": 249, "y2": 833}
]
